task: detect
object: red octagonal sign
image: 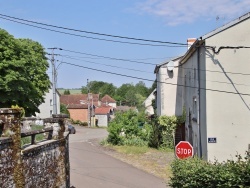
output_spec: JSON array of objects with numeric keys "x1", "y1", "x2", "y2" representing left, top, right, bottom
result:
[{"x1": 175, "y1": 141, "x2": 194, "y2": 159}]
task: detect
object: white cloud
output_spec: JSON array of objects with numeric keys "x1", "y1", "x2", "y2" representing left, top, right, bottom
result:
[{"x1": 136, "y1": 0, "x2": 250, "y2": 25}]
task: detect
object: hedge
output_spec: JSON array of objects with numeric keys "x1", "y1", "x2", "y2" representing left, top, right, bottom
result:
[{"x1": 170, "y1": 153, "x2": 250, "y2": 188}]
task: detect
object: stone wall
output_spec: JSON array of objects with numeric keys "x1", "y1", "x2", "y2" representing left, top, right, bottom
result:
[
  {"x1": 0, "y1": 138, "x2": 15, "y2": 187},
  {"x1": 0, "y1": 109, "x2": 70, "y2": 188}
]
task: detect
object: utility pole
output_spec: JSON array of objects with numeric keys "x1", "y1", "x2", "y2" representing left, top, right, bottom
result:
[
  {"x1": 87, "y1": 79, "x2": 90, "y2": 127},
  {"x1": 49, "y1": 48, "x2": 57, "y2": 115}
]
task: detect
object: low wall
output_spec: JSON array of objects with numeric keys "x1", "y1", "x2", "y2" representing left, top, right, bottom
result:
[{"x1": 0, "y1": 109, "x2": 70, "y2": 188}]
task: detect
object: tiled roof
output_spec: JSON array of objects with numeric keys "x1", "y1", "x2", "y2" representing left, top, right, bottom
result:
[
  {"x1": 95, "y1": 107, "x2": 112, "y2": 115},
  {"x1": 101, "y1": 95, "x2": 116, "y2": 103},
  {"x1": 60, "y1": 94, "x2": 99, "y2": 105},
  {"x1": 67, "y1": 104, "x2": 88, "y2": 109}
]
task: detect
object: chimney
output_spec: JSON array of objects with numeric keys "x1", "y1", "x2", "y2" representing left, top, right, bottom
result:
[{"x1": 187, "y1": 38, "x2": 196, "y2": 49}]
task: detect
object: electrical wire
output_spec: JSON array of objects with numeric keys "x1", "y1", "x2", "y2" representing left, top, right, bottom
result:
[
  {"x1": 55, "y1": 48, "x2": 158, "y2": 65},
  {"x1": 58, "y1": 60, "x2": 250, "y2": 96},
  {"x1": 57, "y1": 55, "x2": 250, "y2": 87},
  {"x1": 59, "y1": 55, "x2": 154, "y2": 74},
  {"x1": 176, "y1": 65, "x2": 250, "y2": 76},
  {"x1": 53, "y1": 48, "x2": 250, "y2": 76},
  {"x1": 0, "y1": 13, "x2": 187, "y2": 46},
  {"x1": 0, "y1": 16, "x2": 185, "y2": 47}
]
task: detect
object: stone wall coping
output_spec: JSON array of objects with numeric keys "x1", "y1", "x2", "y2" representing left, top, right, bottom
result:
[
  {"x1": 22, "y1": 133, "x2": 69, "y2": 154},
  {"x1": 0, "y1": 108, "x2": 21, "y2": 114},
  {"x1": 22, "y1": 117, "x2": 41, "y2": 121},
  {"x1": 0, "y1": 137, "x2": 12, "y2": 144}
]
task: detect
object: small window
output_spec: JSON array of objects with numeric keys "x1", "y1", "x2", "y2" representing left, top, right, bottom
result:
[
  {"x1": 50, "y1": 99, "x2": 52, "y2": 106},
  {"x1": 50, "y1": 110, "x2": 53, "y2": 117}
]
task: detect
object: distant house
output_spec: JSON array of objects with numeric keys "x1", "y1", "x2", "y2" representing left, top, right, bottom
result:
[
  {"x1": 177, "y1": 12, "x2": 250, "y2": 162},
  {"x1": 143, "y1": 89, "x2": 156, "y2": 116},
  {"x1": 95, "y1": 106, "x2": 114, "y2": 127},
  {"x1": 60, "y1": 94, "x2": 99, "y2": 122},
  {"x1": 36, "y1": 87, "x2": 60, "y2": 118},
  {"x1": 101, "y1": 95, "x2": 116, "y2": 108}
]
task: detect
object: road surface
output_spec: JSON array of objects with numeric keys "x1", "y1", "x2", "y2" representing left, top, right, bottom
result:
[{"x1": 69, "y1": 126, "x2": 167, "y2": 188}]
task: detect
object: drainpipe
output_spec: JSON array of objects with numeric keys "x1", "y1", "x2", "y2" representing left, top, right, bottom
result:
[{"x1": 197, "y1": 43, "x2": 202, "y2": 157}]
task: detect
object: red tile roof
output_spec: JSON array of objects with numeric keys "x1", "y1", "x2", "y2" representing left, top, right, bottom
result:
[
  {"x1": 95, "y1": 106, "x2": 112, "y2": 115},
  {"x1": 67, "y1": 104, "x2": 88, "y2": 109},
  {"x1": 60, "y1": 94, "x2": 99, "y2": 106},
  {"x1": 101, "y1": 95, "x2": 116, "y2": 103}
]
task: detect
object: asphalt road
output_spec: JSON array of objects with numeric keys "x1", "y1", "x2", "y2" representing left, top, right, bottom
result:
[{"x1": 69, "y1": 126, "x2": 167, "y2": 188}]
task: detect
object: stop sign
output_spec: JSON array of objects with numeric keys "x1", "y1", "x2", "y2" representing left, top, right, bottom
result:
[{"x1": 175, "y1": 141, "x2": 193, "y2": 159}]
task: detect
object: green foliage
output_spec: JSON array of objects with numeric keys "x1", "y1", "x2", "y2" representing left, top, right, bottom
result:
[
  {"x1": 81, "y1": 80, "x2": 151, "y2": 111},
  {"x1": 60, "y1": 104, "x2": 70, "y2": 116},
  {"x1": 107, "y1": 110, "x2": 152, "y2": 146},
  {"x1": 63, "y1": 89, "x2": 70, "y2": 95},
  {"x1": 0, "y1": 29, "x2": 50, "y2": 116},
  {"x1": 71, "y1": 119, "x2": 88, "y2": 126},
  {"x1": 82, "y1": 81, "x2": 117, "y2": 97},
  {"x1": 11, "y1": 105, "x2": 25, "y2": 117},
  {"x1": 170, "y1": 153, "x2": 250, "y2": 188},
  {"x1": 149, "y1": 112, "x2": 186, "y2": 149},
  {"x1": 113, "y1": 82, "x2": 150, "y2": 110}
]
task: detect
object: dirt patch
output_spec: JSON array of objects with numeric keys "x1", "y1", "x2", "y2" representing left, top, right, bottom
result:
[{"x1": 91, "y1": 139, "x2": 175, "y2": 185}]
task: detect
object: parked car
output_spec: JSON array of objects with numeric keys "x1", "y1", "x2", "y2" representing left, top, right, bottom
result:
[{"x1": 68, "y1": 124, "x2": 76, "y2": 134}]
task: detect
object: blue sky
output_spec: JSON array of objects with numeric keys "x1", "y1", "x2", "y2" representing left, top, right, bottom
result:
[{"x1": 0, "y1": 0, "x2": 249, "y2": 89}]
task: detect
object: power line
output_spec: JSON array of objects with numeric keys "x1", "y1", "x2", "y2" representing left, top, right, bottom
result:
[
  {"x1": 0, "y1": 13, "x2": 187, "y2": 46},
  {"x1": 59, "y1": 55, "x2": 154, "y2": 73},
  {"x1": 0, "y1": 16, "x2": 185, "y2": 47},
  {"x1": 58, "y1": 60, "x2": 250, "y2": 96},
  {"x1": 55, "y1": 48, "x2": 157, "y2": 65},
  {"x1": 55, "y1": 48, "x2": 250, "y2": 76},
  {"x1": 176, "y1": 65, "x2": 250, "y2": 76},
  {"x1": 57, "y1": 55, "x2": 250, "y2": 87}
]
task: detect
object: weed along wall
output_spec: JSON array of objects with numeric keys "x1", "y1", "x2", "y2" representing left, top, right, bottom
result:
[{"x1": 0, "y1": 108, "x2": 70, "y2": 188}]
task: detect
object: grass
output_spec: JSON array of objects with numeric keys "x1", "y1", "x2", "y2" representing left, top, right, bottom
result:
[
  {"x1": 113, "y1": 145, "x2": 149, "y2": 155},
  {"x1": 58, "y1": 89, "x2": 82, "y2": 95}
]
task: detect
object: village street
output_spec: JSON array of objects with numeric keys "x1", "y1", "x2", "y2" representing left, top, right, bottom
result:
[{"x1": 69, "y1": 126, "x2": 167, "y2": 188}]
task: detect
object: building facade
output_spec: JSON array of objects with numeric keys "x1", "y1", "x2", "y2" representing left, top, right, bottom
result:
[{"x1": 179, "y1": 12, "x2": 250, "y2": 161}]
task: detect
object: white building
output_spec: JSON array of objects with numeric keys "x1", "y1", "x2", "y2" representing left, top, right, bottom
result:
[
  {"x1": 36, "y1": 87, "x2": 60, "y2": 118},
  {"x1": 179, "y1": 12, "x2": 250, "y2": 162},
  {"x1": 154, "y1": 56, "x2": 183, "y2": 116},
  {"x1": 143, "y1": 89, "x2": 156, "y2": 116}
]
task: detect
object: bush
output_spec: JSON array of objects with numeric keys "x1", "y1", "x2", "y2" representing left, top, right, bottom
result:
[
  {"x1": 71, "y1": 119, "x2": 88, "y2": 126},
  {"x1": 107, "y1": 110, "x2": 152, "y2": 146},
  {"x1": 170, "y1": 153, "x2": 250, "y2": 188}
]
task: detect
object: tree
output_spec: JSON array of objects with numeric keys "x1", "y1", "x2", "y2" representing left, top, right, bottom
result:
[
  {"x1": 135, "y1": 81, "x2": 149, "y2": 97},
  {"x1": 81, "y1": 86, "x2": 88, "y2": 94},
  {"x1": 81, "y1": 81, "x2": 116, "y2": 97},
  {"x1": 0, "y1": 29, "x2": 50, "y2": 116},
  {"x1": 114, "y1": 83, "x2": 134, "y2": 104},
  {"x1": 64, "y1": 89, "x2": 70, "y2": 95},
  {"x1": 60, "y1": 104, "x2": 70, "y2": 116},
  {"x1": 99, "y1": 83, "x2": 116, "y2": 98}
]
